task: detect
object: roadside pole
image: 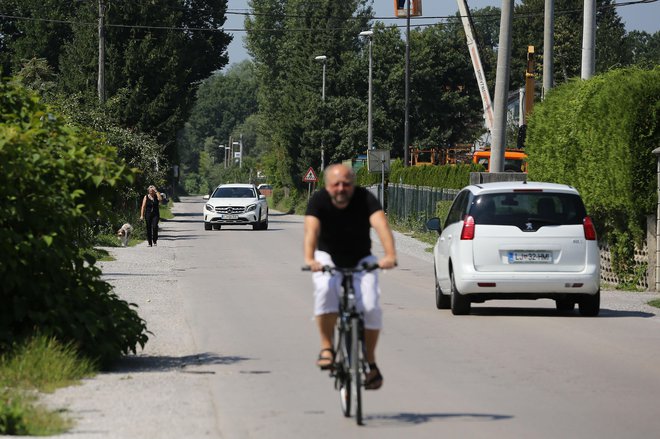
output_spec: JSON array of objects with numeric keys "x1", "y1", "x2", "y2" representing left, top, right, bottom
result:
[
  {"x1": 490, "y1": 0, "x2": 514, "y2": 173},
  {"x1": 653, "y1": 147, "x2": 660, "y2": 292}
]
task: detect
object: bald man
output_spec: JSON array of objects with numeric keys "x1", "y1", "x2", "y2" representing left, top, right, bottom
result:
[{"x1": 304, "y1": 164, "x2": 397, "y2": 390}]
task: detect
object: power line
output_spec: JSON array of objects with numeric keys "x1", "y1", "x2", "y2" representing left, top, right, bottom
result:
[{"x1": 0, "y1": 0, "x2": 656, "y2": 34}]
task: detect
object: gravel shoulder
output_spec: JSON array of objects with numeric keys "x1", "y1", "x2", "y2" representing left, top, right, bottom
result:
[
  {"x1": 35, "y1": 208, "x2": 660, "y2": 438},
  {"x1": 39, "y1": 202, "x2": 219, "y2": 439}
]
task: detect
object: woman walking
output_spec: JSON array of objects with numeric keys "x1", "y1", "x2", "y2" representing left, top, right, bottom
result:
[{"x1": 140, "y1": 185, "x2": 162, "y2": 247}]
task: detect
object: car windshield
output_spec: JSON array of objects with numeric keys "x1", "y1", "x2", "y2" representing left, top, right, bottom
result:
[
  {"x1": 212, "y1": 187, "x2": 256, "y2": 198},
  {"x1": 469, "y1": 192, "x2": 586, "y2": 228}
]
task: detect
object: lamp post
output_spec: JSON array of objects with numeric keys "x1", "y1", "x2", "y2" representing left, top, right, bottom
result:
[
  {"x1": 359, "y1": 30, "x2": 373, "y2": 152},
  {"x1": 315, "y1": 55, "x2": 327, "y2": 170},
  {"x1": 404, "y1": 0, "x2": 410, "y2": 167}
]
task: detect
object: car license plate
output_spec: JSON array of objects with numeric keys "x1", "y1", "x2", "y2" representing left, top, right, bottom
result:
[
  {"x1": 222, "y1": 214, "x2": 239, "y2": 219},
  {"x1": 508, "y1": 251, "x2": 552, "y2": 263}
]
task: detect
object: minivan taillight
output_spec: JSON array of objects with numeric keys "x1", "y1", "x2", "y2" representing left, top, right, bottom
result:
[
  {"x1": 583, "y1": 216, "x2": 597, "y2": 241},
  {"x1": 460, "y1": 215, "x2": 475, "y2": 240}
]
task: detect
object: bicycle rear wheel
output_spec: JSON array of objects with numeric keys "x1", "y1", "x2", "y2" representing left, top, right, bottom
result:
[{"x1": 351, "y1": 317, "x2": 363, "y2": 425}]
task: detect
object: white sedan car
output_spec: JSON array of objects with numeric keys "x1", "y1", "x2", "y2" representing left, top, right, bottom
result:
[
  {"x1": 203, "y1": 184, "x2": 269, "y2": 230},
  {"x1": 426, "y1": 181, "x2": 600, "y2": 316}
]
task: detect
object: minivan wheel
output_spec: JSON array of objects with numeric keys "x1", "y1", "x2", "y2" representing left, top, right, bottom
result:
[
  {"x1": 434, "y1": 264, "x2": 451, "y2": 309},
  {"x1": 578, "y1": 290, "x2": 600, "y2": 317},
  {"x1": 450, "y1": 270, "x2": 470, "y2": 315},
  {"x1": 204, "y1": 222, "x2": 212, "y2": 231}
]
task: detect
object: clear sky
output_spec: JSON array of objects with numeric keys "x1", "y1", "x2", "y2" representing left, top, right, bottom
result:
[{"x1": 223, "y1": 0, "x2": 660, "y2": 67}]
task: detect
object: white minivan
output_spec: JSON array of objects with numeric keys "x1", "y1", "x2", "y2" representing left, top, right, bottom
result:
[{"x1": 426, "y1": 181, "x2": 600, "y2": 316}]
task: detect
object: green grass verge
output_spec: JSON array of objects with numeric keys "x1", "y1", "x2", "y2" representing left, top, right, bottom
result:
[
  {"x1": 160, "y1": 201, "x2": 174, "y2": 220},
  {"x1": 0, "y1": 336, "x2": 96, "y2": 435},
  {"x1": 648, "y1": 299, "x2": 660, "y2": 309}
]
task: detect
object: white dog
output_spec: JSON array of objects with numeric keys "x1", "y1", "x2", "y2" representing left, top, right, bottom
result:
[{"x1": 117, "y1": 223, "x2": 134, "y2": 247}]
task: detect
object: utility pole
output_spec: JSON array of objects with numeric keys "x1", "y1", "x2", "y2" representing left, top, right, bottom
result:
[
  {"x1": 403, "y1": 0, "x2": 411, "y2": 167},
  {"x1": 490, "y1": 0, "x2": 514, "y2": 173},
  {"x1": 581, "y1": 0, "x2": 596, "y2": 80},
  {"x1": 98, "y1": 0, "x2": 106, "y2": 104},
  {"x1": 542, "y1": 0, "x2": 554, "y2": 99}
]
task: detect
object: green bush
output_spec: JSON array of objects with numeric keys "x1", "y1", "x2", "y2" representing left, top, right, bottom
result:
[{"x1": 0, "y1": 79, "x2": 148, "y2": 367}]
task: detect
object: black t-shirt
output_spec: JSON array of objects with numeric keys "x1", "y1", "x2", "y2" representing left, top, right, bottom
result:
[
  {"x1": 305, "y1": 187, "x2": 382, "y2": 267},
  {"x1": 145, "y1": 196, "x2": 159, "y2": 217}
]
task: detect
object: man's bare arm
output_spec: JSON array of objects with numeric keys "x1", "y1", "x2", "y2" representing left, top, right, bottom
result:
[
  {"x1": 303, "y1": 215, "x2": 323, "y2": 271},
  {"x1": 370, "y1": 210, "x2": 397, "y2": 269}
]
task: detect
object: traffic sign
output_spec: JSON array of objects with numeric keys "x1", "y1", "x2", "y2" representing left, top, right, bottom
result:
[{"x1": 303, "y1": 167, "x2": 318, "y2": 182}]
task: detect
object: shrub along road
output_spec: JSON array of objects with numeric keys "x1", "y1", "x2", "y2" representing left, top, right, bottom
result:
[{"x1": 43, "y1": 196, "x2": 660, "y2": 438}]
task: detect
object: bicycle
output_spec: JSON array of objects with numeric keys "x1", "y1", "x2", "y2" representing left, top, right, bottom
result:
[{"x1": 303, "y1": 262, "x2": 380, "y2": 426}]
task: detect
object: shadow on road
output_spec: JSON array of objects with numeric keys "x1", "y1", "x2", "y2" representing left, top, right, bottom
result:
[
  {"x1": 469, "y1": 306, "x2": 655, "y2": 318},
  {"x1": 365, "y1": 411, "x2": 512, "y2": 427},
  {"x1": 111, "y1": 352, "x2": 251, "y2": 373}
]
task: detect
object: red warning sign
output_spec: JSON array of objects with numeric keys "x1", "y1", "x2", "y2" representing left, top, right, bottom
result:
[{"x1": 302, "y1": 167, "x2": 318, "y2": 182}]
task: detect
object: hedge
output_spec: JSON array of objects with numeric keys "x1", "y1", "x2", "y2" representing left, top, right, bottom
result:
[
  {"x1": 526, "y1": 66, "x2": 659, "y2": 243},
  {"x1": 526, "y1": 67, "x2": 659, "y2": 286}
]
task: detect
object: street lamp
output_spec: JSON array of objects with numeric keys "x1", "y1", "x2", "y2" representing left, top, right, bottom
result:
[
  {"x1": 315, "y1": 55, "x2": 327, "y2": 170},
  {"x1": 219, "y1": 144, "x2": 225, "y2": 168},
  {"x1": 359, "y1": 30, "x2": 373, "y2": 152}
]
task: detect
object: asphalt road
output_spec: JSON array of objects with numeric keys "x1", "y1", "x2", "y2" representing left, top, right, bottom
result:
[{"x1": 43, "y1": 196, "x2": 660, "y2": 439}]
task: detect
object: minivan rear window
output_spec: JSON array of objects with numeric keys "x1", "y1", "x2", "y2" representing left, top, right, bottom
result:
[{"x1": 469, "y1": 192, "x2": 586, "y2": 230}]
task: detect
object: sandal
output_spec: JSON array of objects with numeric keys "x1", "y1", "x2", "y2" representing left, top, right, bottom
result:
[
  {"x1": 316, "y1": 348, "x2": 335, "y2": 370},
  {"x1": 365, "y1": 363, "x2": 383, "y2": 390}
]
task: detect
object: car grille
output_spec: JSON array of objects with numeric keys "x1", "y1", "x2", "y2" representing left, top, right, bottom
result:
[{"x1": 214, "y1": 206, "x2": 246, "y2": 214}]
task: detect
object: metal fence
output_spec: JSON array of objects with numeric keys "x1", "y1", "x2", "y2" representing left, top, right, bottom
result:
[{"x1": 380, "y1": 184, "x2": 459, "y2": 222}]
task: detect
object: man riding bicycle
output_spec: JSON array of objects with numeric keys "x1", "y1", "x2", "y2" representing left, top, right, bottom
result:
[{"x1": 304, "y1": 164, "x2": 397, "y2": 390}]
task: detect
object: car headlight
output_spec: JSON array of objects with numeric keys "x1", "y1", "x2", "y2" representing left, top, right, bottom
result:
[
  {"x1": 246, "y1": 204, "x2": 257, "y2": 212},
  {"x1": 205, "y1": 204, "x2": 214, "y2": 212}
]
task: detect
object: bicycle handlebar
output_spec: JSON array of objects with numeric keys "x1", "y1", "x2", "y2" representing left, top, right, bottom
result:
[{"x1": 301, "y1": 262, "x2": 381, "y2": 274}]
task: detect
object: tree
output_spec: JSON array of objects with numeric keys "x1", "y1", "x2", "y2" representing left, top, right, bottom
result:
[
  {"x1": 0, "y1": 0, "x2": 233, "y2": 161},
  {"x1": 58, "y1": 0, "x2": 232, "y2": 159},
  {"x1": 14, "y1": 57, "x2": 57, "y2": 93},
  {"x1": 0, "y1": 0, "x2": 74, "y2": 74},
  {"x1": 625, "y1": 30, "x2": 660, "y2": 68},
  {"x1": 245, "y1": 0, "x2": 372, "y2": 187},
  {"x1": 178, "y1": 61, "x2": 258, "y2": 170}
]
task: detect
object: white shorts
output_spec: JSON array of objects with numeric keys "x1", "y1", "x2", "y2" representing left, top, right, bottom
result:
[{"x1": 312, "y1": 250, "x2": 382, "y2": 330}]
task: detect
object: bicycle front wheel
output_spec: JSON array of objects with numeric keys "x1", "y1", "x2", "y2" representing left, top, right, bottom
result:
[
  {"x1": 337, "y1": 322, "x2": 352, "y2": 417},
  {"x1": 351, "y1": 316, "x2": 363, "y2": 425}
]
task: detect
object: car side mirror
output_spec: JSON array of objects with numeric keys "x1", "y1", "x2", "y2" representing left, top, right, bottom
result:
[
  {"x1": 259, "y1": 194, "x2": 266, "y2": 200},
  {"x1": 203, "y1": 194, "x2": 210, "y2": 200},
  {"x1": 425, "y1": 217, "x2": 442, "y2": 234}
]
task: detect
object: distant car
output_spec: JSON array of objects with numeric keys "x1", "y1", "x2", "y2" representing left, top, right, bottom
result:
[
  {"x1": 426, "y1": 181, "x2": 600, "y2": 316},
  {"x1": 203, "y1": 184, "x2": 269, "y2": 230},
  {"x1": 257, "y1": 184, "x2": 273, "y2": 191}
]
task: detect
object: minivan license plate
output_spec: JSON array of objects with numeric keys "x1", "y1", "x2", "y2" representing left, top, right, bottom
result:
[
  {"x1": 508, "y1": 251, "x2": 552, "y2": 263},
  {"x1": 223, "y1": 214, "x2": 239, "y2": 219}
]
